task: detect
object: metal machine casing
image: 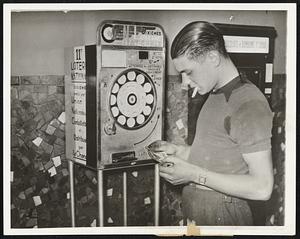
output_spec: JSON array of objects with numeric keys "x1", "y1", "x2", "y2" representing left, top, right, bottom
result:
[
  {"x1": 65, "y1": 20, "x2": 166, "y2": 169},
  {"x1": 96, "y1": 20, "x2": 166, "y2": 168}
]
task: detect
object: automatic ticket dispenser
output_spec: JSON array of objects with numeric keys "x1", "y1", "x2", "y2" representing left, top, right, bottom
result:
[
  {"x1": 64, "y1": 20, "x2": 165, "y2": 227},
  {"x1": 65, "y1": 20, "x2": 166, "y2": 169},
  {"x1": 97, "y1": 20, "x2": 166, "y2": 169}
]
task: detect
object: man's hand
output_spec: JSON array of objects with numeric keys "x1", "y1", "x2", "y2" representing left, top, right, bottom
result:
[
  {"x1": 159, "y1": 155, "x2": 196, "y2": 185},
  {"x1": 147, "y1": 140, "x2": 178, "y2": 155},
  {"x1": 148, "y1": 140, "x2": 191, "y2": 160}
]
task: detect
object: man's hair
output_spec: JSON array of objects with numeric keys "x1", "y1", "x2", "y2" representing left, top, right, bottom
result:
[{"x1": 171, "y1": 21, "x2": 229, "y2": 60}]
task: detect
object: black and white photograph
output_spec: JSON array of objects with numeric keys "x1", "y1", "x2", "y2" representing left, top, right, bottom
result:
[{"x1": 3, "y1": 3, "x2": 296, "y2": 236}]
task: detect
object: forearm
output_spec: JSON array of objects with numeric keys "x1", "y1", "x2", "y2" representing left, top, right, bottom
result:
[{"x1": 189, "y1": 166, "x2": 273, "y2": 201}]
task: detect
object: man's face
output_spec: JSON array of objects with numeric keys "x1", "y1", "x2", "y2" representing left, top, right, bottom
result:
[{"x1": 173, "y1": 54, "x2": 217, "y2": 95}]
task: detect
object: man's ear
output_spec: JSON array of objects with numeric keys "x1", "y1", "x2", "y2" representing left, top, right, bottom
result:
[{"x1": 207, "y1": 50, "x2": 221, "y2": 67}]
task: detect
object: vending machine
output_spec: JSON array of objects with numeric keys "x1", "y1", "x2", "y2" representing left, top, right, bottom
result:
[{"x1": 64, "y1": 20, "x2": 166, "y2": 226}]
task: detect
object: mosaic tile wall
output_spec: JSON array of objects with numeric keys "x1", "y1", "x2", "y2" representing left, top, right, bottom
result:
[
  {"x1": 265, "y1": 74, "x2": 286, "y2": 226},
  {"x1": 10, "y1": 75, "x2": 71, "y2": 228},
  {"x1": 10, "y1": 74, "x2": 285, "y2": 227}
]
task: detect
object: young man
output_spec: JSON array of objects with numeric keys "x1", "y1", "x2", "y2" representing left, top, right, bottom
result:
[{"x1": 149, "y1": 21, "x2": 274, "y2": 226}]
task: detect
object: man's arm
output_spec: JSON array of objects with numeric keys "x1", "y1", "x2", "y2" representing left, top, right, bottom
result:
[{"x1": 159, "y1": 149, "x2": 274, "y2": 201}]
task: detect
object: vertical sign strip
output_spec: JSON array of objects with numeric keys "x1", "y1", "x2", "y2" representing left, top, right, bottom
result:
[
  {"x1": 71, "y1": 46, "x2": 87, "y2": 165},
  {"x1": 86, "y1": 45, "x2": 97, "y2": 168}
]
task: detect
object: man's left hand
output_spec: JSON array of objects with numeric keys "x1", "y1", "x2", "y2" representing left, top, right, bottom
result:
[{"x1": 159, "y1": 155, "x2": 195, "y2": 185}]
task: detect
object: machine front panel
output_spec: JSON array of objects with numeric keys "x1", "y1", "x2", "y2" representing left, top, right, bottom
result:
[{"x1": 97, "y1": 21, "x2": 165, "y2": 168}]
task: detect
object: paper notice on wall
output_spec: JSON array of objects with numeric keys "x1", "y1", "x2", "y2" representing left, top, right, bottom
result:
[
  {"x1": 46, "y1": 124, "x2": 56, "y2": 135},
  {"x1": 132, "y1": 171, "x2": 138, "y2": 178},
  {"x1": 91, "y1": 219, "x2": 97, "y2": 227},
  {"x1": 10, "y1": 171, "x2": 14, "y2": 182},
  {"x1": 33, "y1": 196, "x2": 42, "y2": 206},
  {"x1": 58, "y1": 112, "x2": 66, "y2": 124},
  {"x1": 41, "y1": 188, "x2": 49, "y2": 194},
  {"x1": 107, "y1": 188, "x2": 113, "y2": 197},
  {"x1": 107, "y1": 217, "x2": 114, "y2": 223},
  {"x1": 32, "y1": 137, "x2": 43, "y2": 147},
  {"x1": 18, "y1": 191, "x2": 26, "y2": 200},
  {"x1": 144, "y1": 197, "x2": 151, "y2": 205},
  {"x1": 176, "y1": 119, "x2": 184, "y2": 130},
  {"x1": 52, "y1": 156, "x2": 61, "y2": 167},
  {"x1": 48, "y1": 166, "x2": 57, "y2": 177},
  {"x1": 92, "y1": 177, "x2": 97, "y2": 184},
  {"x1": 67, "y1": 192, "x2": 70, "y2": 199},
  {"x1": 223, "y1": 35, "x2": 269, "y2": 53}
]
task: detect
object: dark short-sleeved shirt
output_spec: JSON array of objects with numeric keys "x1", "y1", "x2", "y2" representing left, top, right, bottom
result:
[{"x1": 188, "y1": 75, "x2": 273, "y2": 174}]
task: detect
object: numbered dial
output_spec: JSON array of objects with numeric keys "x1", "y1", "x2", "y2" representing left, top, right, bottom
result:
[
  {"x1": 102, "y1": 24, "x2": 114, "y2": 42},
  {"x1": 109, "y1": 69, "x2": 157, "y2": 130}
]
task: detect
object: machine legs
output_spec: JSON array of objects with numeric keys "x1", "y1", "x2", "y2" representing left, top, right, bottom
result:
[
  {"x1": 69, "y1": 163, "x2": 159, "y2": 227},
  {"x1": 69, "y1": 160, "x2": 76, "y2": 227}
]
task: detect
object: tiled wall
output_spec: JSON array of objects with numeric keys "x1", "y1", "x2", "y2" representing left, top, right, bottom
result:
[
  {"x1": 266, "y1": 74, "x2": 286, "y2": 226},
  {"x1": 10, "y1": 74, "x2": 285, "y2": 227},
  {"x1": 11, "y1": 76, "x2": 70, "y2": 228}
]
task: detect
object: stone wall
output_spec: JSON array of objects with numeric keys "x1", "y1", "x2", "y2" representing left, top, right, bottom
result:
[{"x1": 11, "y1": 75, "x2": 70, "y2": 228}]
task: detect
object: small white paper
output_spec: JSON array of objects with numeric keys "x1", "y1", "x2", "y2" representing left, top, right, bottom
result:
[
  {"x1": 278, "y1": 126, "x2": 282, "y2": 134},
  {"x1": 265, "y1": 63, "x2": 273, "y2": 83},
  {"x1": 92, "y1": 178, "x2": 97, "y2": 184},
  {"x1": 11, "y1": 171, "x2": 14, "y2": 182},
  {"x1": 33, "y1": 225, "x2": 38, "y2": 228},
  {"x1": 32, "y1": 137, "x2": 43, "y2": 147},
  {"x1": 58, "y1": 112, "x2": 66, "y2": 124},
  {"x1": 52, "y1": 156, "x2": 61, "y2": 167},
  {"x1": 107, "y1": 217, "x2": 114, "y2": 223},
  {"x1": 46, "y1": 125, "x2": 56, "y2": 135},
  {"x1": 18, "y1": 191, "x2": 26, "y2": 200},
  {"x1": 41, "y1": 188, "x2": 49, "y2": 194},
  {"x1": 48, "y1": 166, "x2": 57, "y2": 177},
  {"x1": 179, "y1": 219, "x2": 184, "y2": 226},
  {"x1": 67, "y1": 192, "x2": 70, "y2": 199},
  {"x1": 107, "y1": 188, "x2": 113, "y2": 197},
  {"x1": 264, "y1": 88, "x2": 272, "y2": 94},
  {"x1": 11, "y1": 204, "x2": 16, "y2": 210},
  {"x1": 132, "y1": 171, "x2": 138, "y2": 178},
  {"x1": 269, "y1": 215, "x2": 275, "y2": 224},
  {"x1": 91, "y1": 219, "x2": 97, "y2": 227},
  {"x1": 33, "y1": 196, "x2": 42, "y2": 206},
  {"x1": 280, "y1": 142, "x2": 285, "y2": 152},
  {"x1": 176, "y1": 119, "x2": 184, "y2": 130},
  {"x1": 273, "y1": 168, "x2": 277, "y2": 175},
  {"x1": 144, "y1": 197, "x2": 151, "y2": 205},
  {"x1": 279, "y1": 206, "x2": 283, "y2": 213}
]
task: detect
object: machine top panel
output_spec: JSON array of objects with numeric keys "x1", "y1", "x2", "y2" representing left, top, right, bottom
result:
[{"x1": 98, "y1": 20, "x2": 164, "y2": 48}]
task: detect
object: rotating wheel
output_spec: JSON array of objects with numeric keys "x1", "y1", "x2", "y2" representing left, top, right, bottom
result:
[{"x1": 109, "y1": 68, "x2": 157, "y2": 130}]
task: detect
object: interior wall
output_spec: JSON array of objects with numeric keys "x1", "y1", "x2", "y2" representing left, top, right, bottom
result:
[{"x1": 11, "y1": 10, "x2": 286, "y2": 76}]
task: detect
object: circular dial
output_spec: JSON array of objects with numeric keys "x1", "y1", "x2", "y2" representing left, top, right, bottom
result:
[
  {"x1": 109, "y1": 68, "x2": 157, "y2": 130},
  {"x1": 102, "y1": 24, "x2": 114, "y2": 42}
]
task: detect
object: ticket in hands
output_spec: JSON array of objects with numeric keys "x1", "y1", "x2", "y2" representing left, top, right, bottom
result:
[{"x1": 145, "y1": 146, "x2": 174, "y2": 167}]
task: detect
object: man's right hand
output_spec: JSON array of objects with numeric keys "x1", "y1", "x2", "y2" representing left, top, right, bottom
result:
[{"x1": 147, "y1": 140, "x2": 179, "y2": 156}]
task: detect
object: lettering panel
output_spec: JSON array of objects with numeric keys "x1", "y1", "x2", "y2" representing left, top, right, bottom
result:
[{"x1": 70, "y1": 46, "x2": 87, "y2": 165}]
